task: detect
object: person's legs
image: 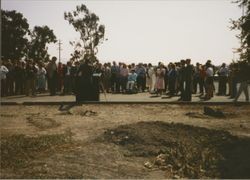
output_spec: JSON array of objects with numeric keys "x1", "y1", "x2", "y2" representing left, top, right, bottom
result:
[
  {"x1": 184, "y1": 81, "x2": 192, "y2": 101},
  {"x1": 31, "y1": 78, "x2": 36, "y2": 96},
  {"x1": 110, "y1": 75, "x2": 115, "y2": 92},
  {"x1": 126, "y1": 81, "x2": 130, "y2": 90},
  {"x1": 115, "y1": 76, "x2": 120, "y2": 93},
  {"x1": 218, "y1": 76, "x2": 222, "y2": 95},
  {"x1": 242, "y1": 82, "x2": 249, "y2": 101},
  {"x1": 49, "y1": 76, "x2": 56, "y2": 95},
  {"x1": 221, "y1": 76, "x2": 227, "y2": 95},
  {"x1": 199, "y1": 78, "x2": 204, "y2": 94},
  {"x1": 25, "y1": 79, "x2": 31, "y2": 96},
  {"x1": 193, "y1": 77, "x2": 198, "y2": 94},
  {"x1": 234, "y1": 82, "x2": 244, "y2": 101},
  {"x1": 63, "y1": 76, "x2": 69, "y2": 94},
  {"x1": 1, "y1": 79, "x2": 6, "y2": 96},
  {"x1": 142, "y1": 76, "x2": 146, "y2": 92}
]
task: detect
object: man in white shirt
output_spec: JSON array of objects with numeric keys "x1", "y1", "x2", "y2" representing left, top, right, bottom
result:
[
  {"x1": 203, "y1": 62, "x2": 214, "y2": 100},
  {"x1": 217, "y1": 63, "x2": 229, "y2": 96},
  {"x1": 0, "y1": 61, "x2": 9, "y2": 97}
]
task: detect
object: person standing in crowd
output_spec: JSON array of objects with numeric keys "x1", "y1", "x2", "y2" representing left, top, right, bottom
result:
[
  {"x1": 103, "y1": 63, "x2": 111, "y2": 93},
  {"x1": 92, "y1": 61, "x2": 103, "y2": 100},
  {"x1": 147, "y1": 63, "x2": 154, "y2": 93},
  {"x1": 228, "y1": 63, "x2": 239, "y2": 99},
  {"x1": 174, "y1": 62, "x2": 181, "y2": 95},
  {"x1": 0, "y1": 60, "x2": 9, "y2": 97},
  {"x1": 71, "y1": 61, "x2": 80, "y2": 94},
  {"x1": 136, "y1": 63, "x2": 146, "y2": 92},
  {"x1": 177, "y1": 60, "x2": 186, "y2": 100},
  {"x1": 46, "y1": 56, "x2": 58, "y2": 96},
  {"x1": 142, "y1": 64, "x2": 147, "y2": 91},
  {"x1": 111, "y1": 61, "x2": 120, "y2": 93},
  {"x1": 57, "y1": 62, "x2": 64, "y2": 93},
  {"x1": 168, "y1": 63, "x2": 177, "y2": 97},
  {"x1": 75, "y1": 58, "x2": 93, "y2": 102},
  {"x1": 63, "y1": 61, "x2": 73, "y2": 95},
  {"x1": 14, "y1": 61, "x2": 24, "y2": 95},
  {"x1": 182, "y1": 59, "x2": 193, "y2": 101},
  {"x1": 25, "y1": 59, "x2": 37, "y2": 96},
  {"x1": 5, "y1": 60, "x2": 15, "y2": 96},
  {"x1": 203, "y1": 62, "x2": 214, "y2": 100},
  {"x1": 199, "y1": 65, "x2": 206, "y2": 96},
  {"x1": 36, "y1": 62, "x2": 47, "y2": 93},
  {"x1": 163, "y1": 64, "x2": 169, "y2": 93},
  {"x1": 120, "y1": 63, "x2": 129, "y2": 93},
  {"x1": 217, "y1": 63, "x2": 229, "y2": 96},
  {"x1": 155, "y1": 63, "x2": 165, "y2": 96},
  {"x1": 193, "y1": 63, "x2": 202, "y2": 94},
  {"x1": 234, "y1": 60, "x2": 250, "y2": 102}
]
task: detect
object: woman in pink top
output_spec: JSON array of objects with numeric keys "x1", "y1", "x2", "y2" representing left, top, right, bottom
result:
[{"x1": 155, "y1": 63, "x2": 165, "y2": 96}]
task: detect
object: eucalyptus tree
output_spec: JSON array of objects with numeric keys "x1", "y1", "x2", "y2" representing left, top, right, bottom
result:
[
  {"x1": 1, "y1": 10, "x2": 30, "y2": 60},
  {"x1": 28, "y1": 25, "x2": 57, "y2": 62},
  {"x1": 64, "y1": 4, "x2": 105, "y2": 62},
  {"x1": 231, "y1": 0, "x2": 250, "y2": 62}
]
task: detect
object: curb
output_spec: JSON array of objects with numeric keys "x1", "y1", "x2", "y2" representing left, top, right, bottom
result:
[{"x1": 1, "y1": 101, "x2": 250, "y2": 106}]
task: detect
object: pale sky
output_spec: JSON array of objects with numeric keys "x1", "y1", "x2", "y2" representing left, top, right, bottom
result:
[{"x1": 2, "y1": 0, "x2": 242, "y2": 65}]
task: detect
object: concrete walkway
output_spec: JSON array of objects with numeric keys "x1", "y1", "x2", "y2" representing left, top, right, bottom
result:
[{"x1": 1, "y1": 91, "x2": 249, "y2": 105}]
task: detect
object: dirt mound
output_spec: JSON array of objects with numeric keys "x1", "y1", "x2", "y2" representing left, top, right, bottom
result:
[{"x1": 103, "y1": 121, "x2": 250, "y2": 178}]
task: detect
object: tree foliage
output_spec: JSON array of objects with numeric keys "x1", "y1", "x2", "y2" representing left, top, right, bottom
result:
[
  {"x1": 1, "y1": 10, "x2": 57, "y2": 62},
  {"x1": 231, "y1": 0, "x2": 250, "y2": 62},
  {"x1": 1, "y1": 10, "x2": 30, "y2": 60},
  {"x1": 28, "y1": 25, "x2": 57, "y2": 62},
  {"x1": 64, "y1": 4, "x2": 105, "y2": 62}
]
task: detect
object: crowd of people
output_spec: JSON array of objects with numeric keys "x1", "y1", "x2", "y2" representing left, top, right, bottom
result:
[{"x1": 1, "y1": 56, "x2": 249, "y2": 102}]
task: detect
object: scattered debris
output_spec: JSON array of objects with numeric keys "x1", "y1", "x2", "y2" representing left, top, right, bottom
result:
[
  {"x1": 58, "y1": 111, "x2": 73, "y2": 115},
  {"x1": 80, "y1": 110, "x2": 97, "y2": 117},
  {"x1": 203, "y1": 106, "x2": 225, "y2": 118},
  {"x1": 144, "y1": 161, "x2": 154, "y2": 169},
  {"x1": 103, "y1": 121, "x2": 250, "y2": 178},
  {"x1": 185, "y1": 112, "x2": 208, "y2": 118},
  {"x1": 58, "y1": 104, "x2": 75, "y2": 112}
]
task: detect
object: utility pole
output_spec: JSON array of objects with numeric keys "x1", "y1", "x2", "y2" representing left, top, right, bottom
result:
[{"x1": 58, "y1": 40, "x2": 62, "y2": 63}]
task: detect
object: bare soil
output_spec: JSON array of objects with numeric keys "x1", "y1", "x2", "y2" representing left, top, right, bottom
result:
[{"x1": 0, "y1": 104, "x2": 250, "y2": 178}]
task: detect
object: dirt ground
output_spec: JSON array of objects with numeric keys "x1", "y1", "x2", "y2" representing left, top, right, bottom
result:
[{"x1": 1, "y1": 104, "x2": 250, "y2": 178}]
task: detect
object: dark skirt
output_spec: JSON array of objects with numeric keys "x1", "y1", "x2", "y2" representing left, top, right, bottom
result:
[{"x1": 75, "y1": 76, "x2": 100, "y2": 102}]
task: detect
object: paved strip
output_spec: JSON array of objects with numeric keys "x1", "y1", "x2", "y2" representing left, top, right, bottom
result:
[{"x1": 1, "y1": 101, "x2": 249, "y2": 106}]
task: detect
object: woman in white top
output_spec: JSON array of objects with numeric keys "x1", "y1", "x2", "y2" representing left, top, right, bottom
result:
[
  {"x1": 204, "y1": 64, "x2": 214, "y2": 100},
  {"x1": 37, "y1": 62, "x2": 47, "y2": 93},
  {"x1": 147, "y1": 63, "x2": 155, "y2": 93}
]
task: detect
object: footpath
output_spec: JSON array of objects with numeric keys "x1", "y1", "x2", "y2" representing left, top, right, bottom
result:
[{"x1": 1, "y1": 92, "x2": 249, "y2": 105}]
